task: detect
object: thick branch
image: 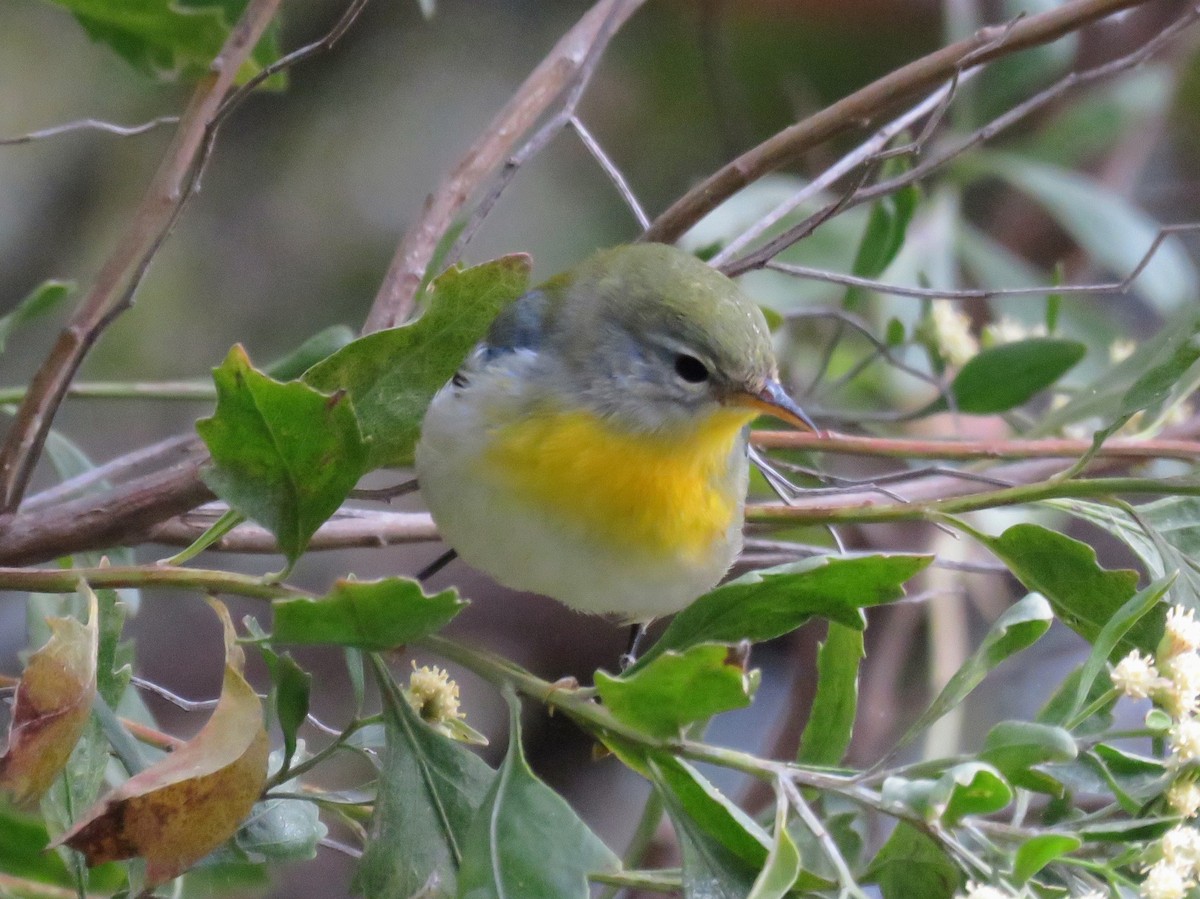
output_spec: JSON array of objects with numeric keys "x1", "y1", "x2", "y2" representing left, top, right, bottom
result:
[
  {"x1": 641, "y1": 0, "x2": 1155, "y2": 245},
  {"x1": 364, "y1": 0, "x2": 644, "y2": 332},
  {"x1": 0, "y1": 0, "x2": 283, "y2": 513}
]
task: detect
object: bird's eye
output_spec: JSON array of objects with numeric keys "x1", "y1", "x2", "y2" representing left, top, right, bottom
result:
[{"x1": 673, "y1": 354, "x2": 709, "y2": 384}]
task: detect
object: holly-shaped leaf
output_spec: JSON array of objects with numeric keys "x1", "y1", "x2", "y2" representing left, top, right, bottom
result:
[
  {"x1": 272, "y1": 577, "x2": 467, "y2": 650},
  {"x1": 48, "y1": 0, "x2": 282, "y2": 84},
  {"x1": 303, "y1": 254, "x2": 532, "y2": 468},
  {"x1": 631, "y1": 554, "x2": 930, "y2": 672},
  {"x1": 56, "y1": 600, "x2": 269, "y2": 889},
  {"x1": 197, "y1": 344, "x2": 371, "y2": 565},
  {"x1": 594, "y1": 643, "x2": 756, "y2": 738},
  {"x1": 971, "y1": 522, "x2": 1160, "y2": 654},
  {"x1": 0, "y1": 584, "x2": 98, "y2": 807}
]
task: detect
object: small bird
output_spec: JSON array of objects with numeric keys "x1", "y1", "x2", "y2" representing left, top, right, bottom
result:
[{"x1": 415, "y1": 243, "x2": 814, "y2": 630}]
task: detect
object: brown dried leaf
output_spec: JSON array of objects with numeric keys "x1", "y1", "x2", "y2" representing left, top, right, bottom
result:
[
  {"x1": 0, "y1": 584, "x2": 98, "y2": 807},
  {"x1": 55, "y1": 599, "x2": 269, "y2": 887}
]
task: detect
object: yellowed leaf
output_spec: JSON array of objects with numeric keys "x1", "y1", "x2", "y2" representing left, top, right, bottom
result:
[
  {"x1": 0, "y1": 585, "x2": 98, "y2": 808},
  {"x1": 55, "y1": 599, "x2": 269, "y2": 887}
]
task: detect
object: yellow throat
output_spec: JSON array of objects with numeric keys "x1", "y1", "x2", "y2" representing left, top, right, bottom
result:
[{"x1": 481, "y1": 405, "x2": 756, "y2": 562}]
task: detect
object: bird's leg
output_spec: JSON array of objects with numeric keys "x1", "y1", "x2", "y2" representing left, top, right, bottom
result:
[
  {"x1": 351, "y1": 479, "x2": 420, "y2": 502},
  {"x1": 417, "y1": 548, "x2": 457, "y2": 583},
  {"x1": 620, "y1": 623, "x2": 650, "y2": 671}
]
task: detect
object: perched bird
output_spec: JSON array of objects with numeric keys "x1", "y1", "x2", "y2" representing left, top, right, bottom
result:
[{"x1": 415, "y1": 243, "x2": 814, "y2": 631}]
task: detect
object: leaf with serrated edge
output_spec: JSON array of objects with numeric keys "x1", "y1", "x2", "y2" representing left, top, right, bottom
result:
[
  {"x1": 0, "y1": 584, "x2": 97, "y2": 807},
  {"x1": 631, "y1": 554, "x2": 929, "y2": 672},
  {"x1": 56, "y1": 600, "x2": 269, "y2": 888},
  {"x1": 594, "y1": 643, "x2": 754, "y2": 738},
  {"x1": 304, "y1": 255, "x2": 531, "y2": 468},
  {"x1": 272, "y1": 577, "x2": 467, "y2": 650},
  {"x1": 457, "y1": 689, "x2": 618, "y2": 899},
  {"x1": 969, "y1": 522, "x2": 1161, "y2": 654},
  {"x1": 198, "y1": 345, "x2": 370, "y2": 563}
]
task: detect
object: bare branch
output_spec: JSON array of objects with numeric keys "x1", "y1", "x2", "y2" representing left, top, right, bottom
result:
[
  {"x1": 568, "y1": 116, "x2": 650, "y2": 230},
  {"x1": 0, "y1": 116, "x2": 179, "y2": 146},
  {"x1": 751, "y1": 429, "x2": 1200, "y2": 462},
  {"x1": 365, "y1": 0, "x2": 645, "y2": 332},
  {"x1": 642, "y1": 0, "x2": 1158, "y2": 246},
  {"x1": 441, "y1": 1, "x2": 637, "y2": 270},
  {"x1": 0, "y1": 0, "x2": 284, "y2": 514},
  {"x1": 148, "y1": 504, "x2": 438, "y2": 552},
  {"x1": 730, "y1": 7, "x2": 1200, "y2": 277},
  {"x1": 708, "y1": 79, "x2": 962, "y2": 269}
]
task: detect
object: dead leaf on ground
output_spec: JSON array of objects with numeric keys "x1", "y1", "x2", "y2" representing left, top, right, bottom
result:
[{"x1": 55, "y1": 599, "x2": 269, "y2": 888}]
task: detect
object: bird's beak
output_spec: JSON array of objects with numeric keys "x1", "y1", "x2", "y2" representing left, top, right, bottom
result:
[{"x1": 731, "y1": 379, "x2": 818, "y2": 432}]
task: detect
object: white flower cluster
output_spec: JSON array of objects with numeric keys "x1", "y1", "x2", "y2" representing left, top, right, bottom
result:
[
  {"x1": 982, "y1": 317, "x2": 1047, "y2": 347},
  {"x1": 404, "y1": 662, "x2": 465, "y2": 737},
  {"x1": 929, "y1": 300, "x2": 979, "y2": 367},
  {"x1": 1111, "y1": 605, "x2": 1200, "y2": 898},
  {"x1": 954, "y1": 882, "x2": 1104, "y2": 898}
]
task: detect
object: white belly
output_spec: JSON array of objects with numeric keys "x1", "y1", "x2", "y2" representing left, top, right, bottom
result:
[{"x1": 414, "y1": 371, "x2": 746, "y2": 620}]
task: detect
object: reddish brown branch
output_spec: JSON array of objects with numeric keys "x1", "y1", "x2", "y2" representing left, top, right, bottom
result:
[
  {"x1": 641, "y1": 0, "x2": 1157, "y2": 245},
  {"x1": 363, "y1": 0, "x2": 645, "y2": 332},
  {"x1": 0, "y1": 0, "x2": 284, "y2": 513},
  {"x1": 752, "y1": 430, "x2": 1200, "y2": 462}
]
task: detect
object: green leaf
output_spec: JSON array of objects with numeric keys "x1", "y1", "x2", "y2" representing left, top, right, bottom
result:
[
  {"x1": 647, "y1": 754, "x2": 770, "y2": 871},
  {"x1": 1012, "y1": 833, "x2": 1081, "y2": 886},
  {"x1": 594, "y1": 644, "x2": 755, "y2": 738},
  {"x1": 937, "y1": 762, "x2": 1013, "y2": 825},
  {"x1": 796, "y1": 621, "x2": 863, "y2": 766},
  {"x1": 233, "y1": 756, "x2": 327, "y2": 863},
  {"x1": 259, "y1": 648, "x2": 310, "y2": 776},
  {"x1": 457, "y1": 690, "x2": 619, "y2": 899},
  {"x1": 264, "y1": 325, "x2": 357, "y2": 381},
  {"x1": 0, "y1": 280, "x2": 71, "y2": 354},
  {"x1": 648, "y1": 755, "x2": 766, "y2": 897},
  {"x1": 272, "y1": 577, "x2": 467, "y2": 650},
  {"x1": 968, "y1": 523, "x2": 1161, "y2": 654},
  {"x1": 197, "y1": 345, "x2": 371, "y2": 564},
  {"x1": 864, "y1": 822, "x2": 960, "y2": 899},
  {"x1": 632, "y1": 554, "x2": 929, "y2": 672},
  {"x1": 304, "y1": 254, "x2": 532, "y2": 468},
  {"x1": 845, "y1": 182, "x2": 918, "y2": 307},
  {"x1": 354, "y1": 663, "x2": 495, "y2": 899},
  {"x1": 978, "y1": 153, "x2": 1199, "y2": 312},
  {"x1": 980, "y1": 722, "x2": 1076, "y2": 792},
  {"x1": 896, "y1": 594, "x2": 1051, "y2": 751},
  {"x1": 50, "y1": 0, "x2": 282, "y2": 85},
  {"x1": 1060, "y1": 575, "x2": 1174, "y2": 725},
  {"x1": 931, "y1": 338, "x2": 1085, "y2": 414},
  {"x1": 746, "y1": 796, "x2": 802, "y2": 899},
  {"x1": 1035, "y1": 308, "x2": 1200, "y2": 436}
]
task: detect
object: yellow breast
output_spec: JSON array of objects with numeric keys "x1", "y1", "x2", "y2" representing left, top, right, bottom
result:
[{"x1": 480, "y1": 406, "x2": 755, "y2": 562}]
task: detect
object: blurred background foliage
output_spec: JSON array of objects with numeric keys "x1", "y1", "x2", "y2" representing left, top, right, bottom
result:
[{"x1": 4, "y1": 0, "x2": 1200, "y2": 895}]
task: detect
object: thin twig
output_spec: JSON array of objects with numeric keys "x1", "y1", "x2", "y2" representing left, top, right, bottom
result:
[
  {"x1": 0, "y1": 116, "x2": 179, "y2": 146},
  {"x1": 750, "y1": 429, "x2": 1200, "y2": 462},
  {"x1": 569, "y1": 116, "x2": 650, "y2": 230},
  {"x1": 365, "y1": 0, "x2": 645, "y2": 332},
  {"x1": 444, "y1": 1, "x2": 634, "y2": 267},
  {"x1": 642, "y1": 0, "x2": 1158, "y2": 245},
  {"x1": 708, "y1": 79, "x2": 962, "y2": 269},
  {"x1": 0, "y1": 0, "x2": 284, "y2": 514},
  {"x1": 732, "y1": 7, "x2": 1200, "y2": 276}
]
